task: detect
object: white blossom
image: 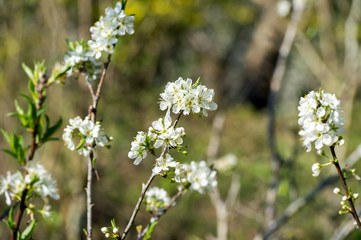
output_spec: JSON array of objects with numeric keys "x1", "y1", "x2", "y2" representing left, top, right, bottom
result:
[
  {"x1": 63, "y1": 116, "x2": 112, "y2": 157},
  {"x1": 0, "y1": 171, "x2": 23, "y2": 205},
  {"x1": 0, "y1": 163, "x2": 59, "y2": 206},
  {"x1": 152, "y1": 154, "x2": 178, "y2": 174},
  {"x1": 64, "y1": 1, "x2": 134, "y2": 80},
  {"x1": 333, "y1": 187, "x2": 341, "y2": 195},
  {"x1": 311, "y1": 163, "x2": 321, "y2": 177},
  {"x1": 159, "y1": 77, "x2": 217, "y2": 117},
  {"x1": 298, "y1": 90, "x2": 345, "y2": 152},
  {"x1": 128, "y1": 131, "x2": 148, "y2": 165},
  {"x1": 148, "y1": 116, "x2": 185, "y2": 149},
  {"x1": 145, "y1": 187, "x2": 171, "y2": 212},
  {"x1": 179, "y1": 161, "x2": 217, "y2": 194},
  {"x1": 25, "y1": 162, "x2": 60, "y2": 200}
]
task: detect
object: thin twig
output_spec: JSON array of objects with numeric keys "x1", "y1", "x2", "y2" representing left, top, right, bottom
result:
[
  {"x1": 12, "y1": 73, "x2": 49, "y2": 240},
  {"x1": 119, "y1": 112, "x2": 183, "y2": 239},
  {"x1": 330, "y1": 146, "x2": 361, "y2": 230},
  {"x1": 265, "y1": 0, "x2": 305, "y2": 229},
  {"x1": 256, "y1": 143, "x2": 361, "y2": 239},
  {"x1": 28, "y1": 73, "x2": 48, "y2": 162},
  {"x1": 11, "y1": 189, "x2": 28, "y2": 240},
  {"x1": 137, "y1": 187, "x2": 185, "y2": 240},
  {"x1": 85, "y1": 53, "x2": 113, "y2": 240},
  {"x1": 119, "y1": 173, "x2": 157, "y2": 240}
]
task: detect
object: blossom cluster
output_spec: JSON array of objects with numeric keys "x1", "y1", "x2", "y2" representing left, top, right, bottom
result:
[
  {"x1": 145, "y1": 187, "x2": 172, "y2": 213},
  {"x1": 64, "y1": 1, "x2": 134, "y2": 80},
  {"x1": 101, "y1": 226, "x2": 119, "y2": 239},
  {"x1": 159, "y1": 77, "x2": 218, "y2": 117},
  {"x1": 298, "y1": 90, "x2": 345, "y2": 152},
  {"x1": 128, "y1": 116, "x2": 185, "y2": 165},
  {"x1": 184, "y1": 161, "x2": 217, "y2": 194},
  {"x1": 333, "y1": 187, "x2": 359, "y2": 215},
  {"x1": 0, "y1": 162, "x2": 59, "y2": 206},
  {"x1": 63, "y1": 116, "x2": 112, "y2": 157}
]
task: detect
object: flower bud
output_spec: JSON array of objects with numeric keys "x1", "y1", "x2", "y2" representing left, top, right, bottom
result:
[
  {"x1": 101, "y1": 227, "x2": 108, "y2": 233},
  {"x1": 333, "y1": 187, "x2": 341, "y2": 195}
]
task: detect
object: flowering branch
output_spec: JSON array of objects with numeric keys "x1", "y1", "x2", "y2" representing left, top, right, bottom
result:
[
  {"x1": 119, "y1": 173, "x2": 157, "y2": 240},
  {"x1": 85, "y1": 53, "x2": 112, "y2": 240},
  {"x1": 137, "y1": 187, "x2": 185, "y2": 240},
  {"x1": 11, "y1": 189, "x2": 28, "y2": 240},
  {"x1": 330, "y1": 146, "x2": 361, "y2": 230}
]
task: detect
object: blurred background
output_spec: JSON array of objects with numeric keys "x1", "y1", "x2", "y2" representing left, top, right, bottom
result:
[{"x1": 1, "y1": 0, "x2": 361, "y2": 239}]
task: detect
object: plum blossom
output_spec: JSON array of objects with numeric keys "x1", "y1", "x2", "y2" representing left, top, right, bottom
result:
[
  {"x1": 148, "y1": 116, "x2": 185, "y2": 149},
  {"x1": 159, "y1": 77, "x2": 217, "y2": 117},
  {"x1": 145, "y1": 187, "x2": 172, "y2": 212},
  {"x1": 298, "y1": 90, "x2": 345, "y2": 152},
  {"x1": 152, "y1": 154, "x2": 178, "y2": 174},
  {"x1": 63, "y1": 116, "x2": 112, "y2": 157},
  {"x1": 312, "y1": 163, "x2": 321, "y2": 177},
  {"x1": 128, "y1": 131, "x2": 148, "y2": 165},
  {"x1": 64, "y1": 1, "x2": 134, "y2": 80},
  {"x1": 0, "y1": 162, "x2": 59, "y2": 206},
  {"x1": 176, "y1": 161, "x2": 217, "y2": 194}
]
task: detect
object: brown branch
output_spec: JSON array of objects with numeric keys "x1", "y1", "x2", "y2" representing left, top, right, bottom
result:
[
  {"x1": 12, "y1": 72, "x2": 49, "y2": 239},
  {"x1": 330, "y1": 146, "x2": 361, "y2": 231},
  {"x1": 119, "y1": 173, "x2": 157, "y2": 240},
  {"x1": 255, "y1": 143, "x2": 361, "y2": 239},
  {"x1": 28, "y1": 73, "x2": 48, "y2": 162},
  {"x1": 137, "y1": 187, "x2": 185, "y2": 240},
  {"x1": 11, "y1": 189, "x2": 28, "y2": 240},
  {"x1": 85, "y1": 53, "x2": 112, "y2": 240}
]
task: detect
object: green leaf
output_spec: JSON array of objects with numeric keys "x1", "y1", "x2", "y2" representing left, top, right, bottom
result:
[
  {"x1": 2, "y1": 207, "x2": 15, "y2": 231},
  {"x1": 20, "y1": 220, "x2": 37, "y2": 240},
  {"x1": 111, "y1": 219, "x2": 117, "y2": 229},
  {"x1": 40, "y1": 116, "x2": 62, "y2": 144},
  {"x1": 75, "y1": 138, "x2": 85, "y2": 150},
  {"x1": 144, "y1": 220, "x2": 158, "y2": 240},
  {"x1": 122, "y1": 0, "x2": 128, "y2": 10},
  {"x1": 28, "y1": 80, "x2": 38, "y2": 100},
  {"x1": 22, "y1": 63, "x2": 34, "y2": 82},
  {"x1": 65, "y1": 38, "x2": 75, "y2": 51},
  {"x1": 194, "y1": 77, "x2": 200, "y2": 87},
  {"x1": 1, "y1": 130, "x2": 26, "y2": 164}
]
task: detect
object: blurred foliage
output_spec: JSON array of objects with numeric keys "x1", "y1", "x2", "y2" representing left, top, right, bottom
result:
[{"x1": 1, "y1": 0, "x2": 361, "y2": 239}]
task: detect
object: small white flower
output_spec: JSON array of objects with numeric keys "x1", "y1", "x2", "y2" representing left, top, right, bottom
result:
[
  {"x1": 333, "y1": 187, "x2": 341, "y2": 195},
  {"x1": 312, "y1": 163, "x2": 321, "y2": 177},
  {"x1": 128, "y1": 131, "x2": 148, "y2": 165},
  {"x1": 354, "y1": 193, "x2": 359, "y2": 199},
  {"x1": 152, "y1": 154, "x2": 178, "y2": 174},
  {"x1": 101, "y1": 227, "x2": 108, "y2": 233},
  {"x1": 145, "y1": 187, "x2": 171, "y2": 212},
  {"x1": 63, "y1": 116, "x2": 111, "y2": 157},
  {"x1": 183, "y1": 161, "x2": 217, "y2": 194}
]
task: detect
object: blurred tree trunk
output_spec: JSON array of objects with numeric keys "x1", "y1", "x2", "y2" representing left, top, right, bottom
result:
[{"x1": 226, "y1": 0, "x2": 287, "y2": 108}]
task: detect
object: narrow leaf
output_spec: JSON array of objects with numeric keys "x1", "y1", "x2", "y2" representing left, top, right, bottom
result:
[
  {"x1": 22, "y1": 63, "x2": 34, "y2": 82},
  {"x1": 144, "y1": 220, "x2": 158, "y2": 240},
  {"x1": 20, "y1": 220, "x2": 37, "y2": 240}
]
